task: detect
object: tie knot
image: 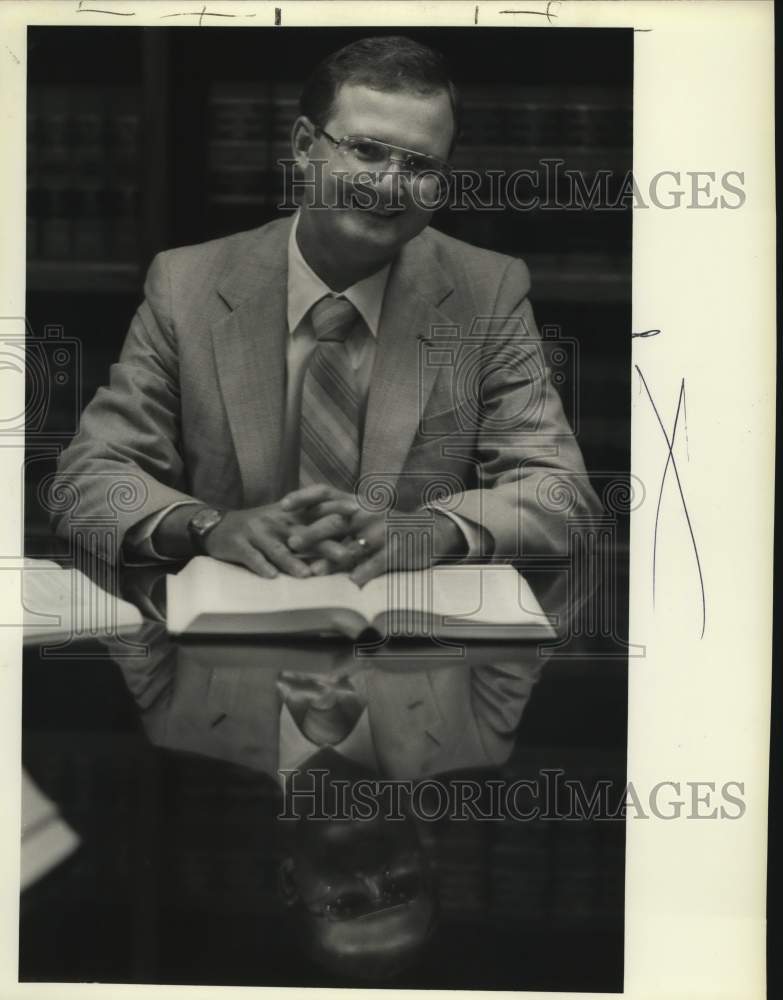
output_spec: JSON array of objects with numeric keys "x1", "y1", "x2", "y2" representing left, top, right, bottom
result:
[
  {"x1": 277, "y1": 673, "x2": 365, "y2": 746},
  {"x1": 311, "y1": 295, "x2": 359, "y2": 343}
]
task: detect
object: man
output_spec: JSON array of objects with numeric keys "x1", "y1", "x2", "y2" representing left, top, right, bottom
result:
[{"x1": 53, "y1": 35, "x2": 600, "y2": 583}]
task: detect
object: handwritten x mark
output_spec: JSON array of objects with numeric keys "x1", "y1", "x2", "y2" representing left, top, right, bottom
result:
[{"x1": 636, "y1": 366, "x2": 706, "y2": 639}]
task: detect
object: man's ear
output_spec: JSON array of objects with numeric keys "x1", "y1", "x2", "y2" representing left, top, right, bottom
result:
[
  {"x1": 278, "y1": 857, "x2": 300, "y2": 907},
  {"x1": 292, "y1": 116, "x2": 315, "y2": 168}
]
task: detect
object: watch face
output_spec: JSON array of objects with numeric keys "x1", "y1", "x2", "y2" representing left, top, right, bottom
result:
[{"x1": 191, "y1": 508, "x2": 222, "y2": 536}]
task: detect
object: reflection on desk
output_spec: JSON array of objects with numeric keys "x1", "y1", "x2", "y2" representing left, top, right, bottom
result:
[
  {"x1": 105, "y1": 627, "x2": 549, "y2": 979},
  {"x1": 21, "y1": 617, "x2": 626, "y2": 990}
]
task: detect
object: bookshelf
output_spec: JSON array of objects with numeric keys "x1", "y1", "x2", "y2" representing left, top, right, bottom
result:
[
  {"x1": 27, "y1": 30, "x2": 631, "y2": 303},
  {"x1": 27, "y1": 84, "x2": 140, "y2": 289},
  {"x1": 27, "y1": 30, "x2": 170, "y2": 294}
]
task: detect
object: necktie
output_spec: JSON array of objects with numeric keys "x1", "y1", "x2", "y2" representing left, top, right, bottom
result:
[
  {"x1": 277, "y1": 672, "x2": 366, "y2": 746},
  {"x1": 299, "y1": 295, "x2": 361, "y2": 492}
]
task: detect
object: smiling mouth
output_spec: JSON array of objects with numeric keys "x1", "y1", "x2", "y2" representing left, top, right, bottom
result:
[{"x1": 367, "y1": 207, "x2": 404, "y2": 218}]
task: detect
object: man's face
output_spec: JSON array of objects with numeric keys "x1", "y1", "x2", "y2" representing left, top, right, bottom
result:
[
  {"x1": 284, "y1": 813, "x2": 435, "y2": 976},
  {"x1": 290, "y1": 810, "x2": 429, "y2": 912},
  {"x1": 298, "y1": 82, "x2": 455, "y2": 261}
]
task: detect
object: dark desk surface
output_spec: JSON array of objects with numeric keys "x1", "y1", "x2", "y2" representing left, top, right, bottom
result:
[{"x1": 20, "y1": 555, "x2": 628, "y2": 991}]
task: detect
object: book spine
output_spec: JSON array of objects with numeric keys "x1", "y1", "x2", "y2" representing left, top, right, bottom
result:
[
  {"x1": 206, "y1": 83, "x2": 299, "y2": 229},
  {"x1": 107, "y1": 87, "x2": 141, "y2": 261},
  {"x1": 30, "y1": 84, "x2": 142, "y2": 266}
]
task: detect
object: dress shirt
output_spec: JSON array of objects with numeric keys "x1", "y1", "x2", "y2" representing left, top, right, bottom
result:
[
  {"x1": 277, "y1": 703, "x2": 379, "y2": 790},
  {"x1": 126, "y1": 211, "x2": 480, "y2": 559}
]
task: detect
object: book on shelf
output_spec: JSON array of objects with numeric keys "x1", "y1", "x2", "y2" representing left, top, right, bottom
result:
[
  {"x1": 166, "y1": 556, "x2": 555, "y2": 640},
  {"x1": 27, "y1": 84, "x2": 141, "y2": 268},
  {"x1": 207, "y1": 82, "x2": 298, "y2": 212}
]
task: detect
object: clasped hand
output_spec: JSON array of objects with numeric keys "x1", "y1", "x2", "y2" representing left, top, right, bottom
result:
[{"x1": 204, "y1": 484, "x2": 462, "y2": 585}]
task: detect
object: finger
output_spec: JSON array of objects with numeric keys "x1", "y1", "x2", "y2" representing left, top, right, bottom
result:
[
  {"x1": 309, "y1": 558, "x2": 332, "y2": 576},
  {"x1": 236, "y1": 544, "x2": 279, "y2": 579},
  {"x1": 348, "y1": 523, "x2": 398, "y2": 585},
  {"x1": 279, "y1": 673, "x2": 325, "y2": 692},
  {"x1": 288, "y1": 513, "x2": 349, "y2": 551},
  {"x1": 280, "y1": 484, "x2": 340, "y2": 512},
  {"x1": 347, "y1": 507, "x2": 382, "y2": 534},
  {"x1": 249, "y1": 528, "x2": 312, "y2": 578},
  {"x1": 314, "y1": 538, "x2": 356, "y2": 569},
  {"x1": 307, "y1": 498, "x2": 362, "y2": 521},
  {"x1": 350, "y1": 548, "x2": 389, "y2": 587},
  {"x1": 351, "y1": 517, "x2": 387, "y2": 554}
]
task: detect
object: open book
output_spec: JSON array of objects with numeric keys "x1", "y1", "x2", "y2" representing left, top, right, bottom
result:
[{"x1": 166, "y1": 556, "x2": 555, "y2": 640}]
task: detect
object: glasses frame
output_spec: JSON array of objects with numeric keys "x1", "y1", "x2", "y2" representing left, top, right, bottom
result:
[
  {"x1": 310, "y1": 869, "x2": 426, "y2": 922},
  {"x1": 313, "y1": 125, "x2": 452, "y2": 180}
]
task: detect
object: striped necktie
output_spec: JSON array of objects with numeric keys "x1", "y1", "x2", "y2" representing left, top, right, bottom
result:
[{"x1": 299, "y1": 295, "x2": 362, "y2": 492}]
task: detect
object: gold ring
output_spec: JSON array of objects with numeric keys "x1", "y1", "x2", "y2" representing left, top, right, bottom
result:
[{"x1": 355, "y1": 536, "x2": 369, "y2": 550}]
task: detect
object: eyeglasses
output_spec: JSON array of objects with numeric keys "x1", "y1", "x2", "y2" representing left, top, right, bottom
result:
[
  {"x1": 308, "y1": 868, "x2": 426, "y2": 922},
  {"x1": 314, "y1": 125, "x2": 452, "y2": 181}
]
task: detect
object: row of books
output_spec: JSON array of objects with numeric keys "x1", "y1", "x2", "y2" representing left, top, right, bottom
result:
[
  {"x1": 206, "y1": 82, "x2": 632, "y2": 218},
  {"x1": 457, "y1": 85, "x2": 632, "y2": 150},
  {"x1": 24, "y1": 79, "x2": 630, "y2": 295},
  {"x1": 208, "y1": 83, "x2": 631, "y2": 150},
  {"x1": 210, "y1": 81, "x2": 300, "y2": 144},
  {"x1": 27, "y1": 85, "x2": 141, "y2": 263}
]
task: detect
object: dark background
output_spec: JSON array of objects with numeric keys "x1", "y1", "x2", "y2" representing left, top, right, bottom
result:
[{"x1": 25, "y1": 26, "x2": 632, "y2": 570}]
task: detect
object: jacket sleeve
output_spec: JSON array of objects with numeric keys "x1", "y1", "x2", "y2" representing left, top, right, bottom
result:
[
  {"x1": 446, "y1": 256, "x2": 603, "y2": 558},
  {"x1": 470, "y1": 660, "x2": 544, "y2": 766},
  {"x1": 50, "y1": 253, "x2": 201, "y2": 563}
]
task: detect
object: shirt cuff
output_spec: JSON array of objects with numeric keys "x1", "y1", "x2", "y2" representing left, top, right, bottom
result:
[
  {"x1": 425, "y1": 507, "x2": 487, "y2": 559},
  {"x1": 124, "y1": 501, "x2": 203, "y2": 563}
]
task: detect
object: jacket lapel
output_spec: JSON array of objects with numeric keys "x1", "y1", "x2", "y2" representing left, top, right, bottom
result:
[
  {"x1": 367, "y1": 669, "x2": 446, "y2": 777},
  {"x1": 209, "y1": 218, "x2": 454, "y2": 503},
  {"x1": 211, "y1": 218, "x2": 292, "y2": 505},
  {"x1": 360, "y1": 234, "x2": 455, "y2": 485}
]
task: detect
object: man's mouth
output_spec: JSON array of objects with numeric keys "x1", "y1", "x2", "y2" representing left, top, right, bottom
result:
[{"x1": 366, "y1": 207, "x2": 405, "y2": 219}]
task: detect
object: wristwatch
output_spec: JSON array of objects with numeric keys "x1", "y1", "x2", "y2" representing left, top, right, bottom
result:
[{"x1": 187, "y1": 506, "x2": 225, "y2": 554}]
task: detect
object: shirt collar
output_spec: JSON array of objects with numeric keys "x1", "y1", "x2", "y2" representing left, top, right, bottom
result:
[
  {"x1": 277, "y1": 703, "x2": 379, "y2": 785},
  {"x1": 286, "y1": 211, "x2": 391, "y2": 337}
]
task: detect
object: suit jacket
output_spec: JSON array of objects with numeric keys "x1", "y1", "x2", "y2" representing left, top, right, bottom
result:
[
  {"x1": 53, "y1": 216, "x2": 600, "y2": 560},
  {"x1": 110, "y1": 636, "x2": 546, "y2": 781}
]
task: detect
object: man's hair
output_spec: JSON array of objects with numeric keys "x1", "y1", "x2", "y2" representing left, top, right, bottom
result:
[{"x1": 299, "y1": 35, "x2": 461, "y2": 150}]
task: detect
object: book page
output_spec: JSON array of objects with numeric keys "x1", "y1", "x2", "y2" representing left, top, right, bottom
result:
[
  {"x1": 435, "y1": 566, "x2": 549, "y2": 626},
  {"x1": 167, "y1": 556, "x2": 365, "y2": 632},
  {"x1": 362, "y1": 564, "x2": 549, "y2": 627}
]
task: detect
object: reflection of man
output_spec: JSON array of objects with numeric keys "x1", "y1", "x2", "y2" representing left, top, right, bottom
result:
[
  {"x1": 279, "y1": 750, "x2": 437, "y2": 982},
  {"x1": 110, "y1": 633, "x2": 546, "y2": 980},
  {"x1": 113, "y1": 640, "x2": 545, "y2": 781},
  {"x1": 54, "y1": 34, "x2": 599, "y2": 583}
]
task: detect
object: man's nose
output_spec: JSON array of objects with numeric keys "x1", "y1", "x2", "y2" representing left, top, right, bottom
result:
[
  {"x1": 372, "y1": 159, "x2": 409, "y2": 202},
  {"x1": 356, "y1": 873, "x2": 386, "y2": 902}
]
